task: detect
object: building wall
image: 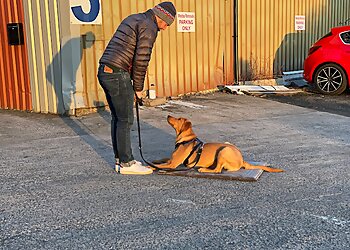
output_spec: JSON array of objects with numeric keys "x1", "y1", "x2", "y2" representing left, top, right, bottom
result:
[
  {"x1": 22, "y1": 0, "x2": 234, "y2": 114},
  {"x1": 81, "y1": 0, "x2": 234, "y2": 107},
  {"x1": 0, "y1": 0, "x2": 31, "y2": 111},
  {"x1": 237, "y1": 0, "x2": 350, "y2": 80},
  {"x1": 20, "y1": 0, "x2": 349, "y2": 114},
  {"x1": 22, "y1": 0, "x2": 63, "y2": 114},
  {"x1": 23, "y1": 0, "x2": 91, "y2": 114}
]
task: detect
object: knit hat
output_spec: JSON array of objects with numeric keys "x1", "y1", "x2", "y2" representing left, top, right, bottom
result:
[{"x1": 152, "y1": 2, "x2": 176, "y2": 26}]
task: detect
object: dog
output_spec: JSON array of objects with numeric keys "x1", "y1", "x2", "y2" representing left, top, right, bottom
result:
[{"x1": 152, "y1": 116, "x2": 283, "y2": 173}]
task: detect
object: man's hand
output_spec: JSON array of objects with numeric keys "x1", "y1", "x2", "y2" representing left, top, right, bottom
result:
[{"x1": 134, "y1": 91, "x2": 144, "y2": 106}]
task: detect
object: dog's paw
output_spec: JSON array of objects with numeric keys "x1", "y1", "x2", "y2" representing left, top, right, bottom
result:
[
  {"x1": 148, "y1": 166, "x2": 157, "y2": 171},
  {"x1": 197, "y1": 168, "x2": 207, "y2": 173}
]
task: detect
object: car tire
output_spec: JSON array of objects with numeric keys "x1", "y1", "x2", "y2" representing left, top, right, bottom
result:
[{"x1": 314, "y1": 63, "x2": 348, "y2": 95}]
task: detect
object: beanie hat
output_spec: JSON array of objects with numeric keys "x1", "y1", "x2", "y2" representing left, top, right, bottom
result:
[{"x1": 152, "y1": 2, "x2": 176, "y2": 26}]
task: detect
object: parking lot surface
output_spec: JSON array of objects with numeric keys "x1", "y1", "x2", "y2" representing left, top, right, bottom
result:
[{"x1": 1, "y1": 92, "x2": 349, "y2": 249}]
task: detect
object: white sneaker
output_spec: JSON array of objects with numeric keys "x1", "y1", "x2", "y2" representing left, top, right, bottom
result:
[{"x1": 116, "y1": 160, "x2": 153, "y2": 175}]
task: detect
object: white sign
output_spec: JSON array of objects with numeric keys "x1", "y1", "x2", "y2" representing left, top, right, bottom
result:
[
  {"x1": 70, "y1": 0, "x2": 102, "y2": 25},
  {"x1": 295, "y1": 15, "x2": 305, "y2": 31},
  {"x1": 177, "y1": 12, "x2": 195, "y2": 32}
]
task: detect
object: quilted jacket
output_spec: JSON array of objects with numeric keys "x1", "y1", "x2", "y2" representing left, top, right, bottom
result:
[{"x1": 99, "y1": 9, "x2": 158, "y2": 91}]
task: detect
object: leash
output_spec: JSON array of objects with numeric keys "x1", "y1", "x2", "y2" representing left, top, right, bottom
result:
[
  {"x1": 134, "y1": 94, "x2": 161, "y2": 170},
  {"x1": 134, "y1": 93, "x2": 203, "y2": 172}
]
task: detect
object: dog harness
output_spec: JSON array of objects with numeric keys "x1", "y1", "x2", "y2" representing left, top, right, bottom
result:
[{"x1": 175, "y1": 138, "x2": 204, "y2": 168}]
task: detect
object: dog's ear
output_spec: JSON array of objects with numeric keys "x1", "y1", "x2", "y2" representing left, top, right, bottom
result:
[{"x1": 181, "y1": 120, "x2": 192, "y2": 133}]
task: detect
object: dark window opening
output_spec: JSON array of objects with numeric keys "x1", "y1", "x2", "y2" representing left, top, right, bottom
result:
[{"x1": 340, "y1": 31, "x2": 350, "y2": 44}]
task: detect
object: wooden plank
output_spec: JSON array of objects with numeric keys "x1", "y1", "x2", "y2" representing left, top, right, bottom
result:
[{"x1": 156, "y1": 168, "x2": 264, "y2": 182}]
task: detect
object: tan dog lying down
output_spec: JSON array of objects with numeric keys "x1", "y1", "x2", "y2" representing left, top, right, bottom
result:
[{"x1": 153, "y1": 116, "x2": 283, "y2": 173}]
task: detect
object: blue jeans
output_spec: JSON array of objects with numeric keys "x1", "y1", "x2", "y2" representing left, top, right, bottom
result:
[{"x1": 97, "y1": 64, "x2": 134, "y2": 163}]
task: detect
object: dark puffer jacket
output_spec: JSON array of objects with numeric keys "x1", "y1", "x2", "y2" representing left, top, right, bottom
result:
[{"x1": 99, "y1": 9, "x2": 158, "y2": 91}]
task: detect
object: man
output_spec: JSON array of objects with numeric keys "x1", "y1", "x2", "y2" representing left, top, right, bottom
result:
[{"x1": 97, "y1": 2, "x2": 176, "y2": 175}]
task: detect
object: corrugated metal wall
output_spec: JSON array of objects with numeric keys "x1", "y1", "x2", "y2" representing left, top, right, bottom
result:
[
  {"x1": 0, "y1": 0, "x2": 31, "y2": 111},
  {"x1": 22, "y1": 0, "x2": 63, "y2": 114},
  {"x1": 81, "y1": 0, "x2": 234, "y2": 104},
  {"x1": 20, "y1": 0, "x2": 349, "y2": 114},
  {"x1": 238, "y1": 0, "x2": 350, "y2": 80}
]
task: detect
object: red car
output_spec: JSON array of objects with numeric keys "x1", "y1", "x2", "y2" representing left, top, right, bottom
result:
[{"x1": 304, "y1": 25, "x2": 350, "y2": 95}]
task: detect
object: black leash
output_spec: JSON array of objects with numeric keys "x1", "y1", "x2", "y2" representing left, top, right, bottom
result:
[
  {"x1": 134, "y1": 93, "x2": 203, "y2": 172},
  {"x1": 134, "y1": 94, "x2": 161, "y2": 170}
]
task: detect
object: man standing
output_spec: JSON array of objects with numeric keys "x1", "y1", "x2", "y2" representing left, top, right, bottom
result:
[{"x1": 97, "y1": 2, "x2": 176, "y2": 175}]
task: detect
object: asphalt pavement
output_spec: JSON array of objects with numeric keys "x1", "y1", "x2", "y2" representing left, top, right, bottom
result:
[{"x1": 1, "y1": 92, "x2": 349, "y2": 249}]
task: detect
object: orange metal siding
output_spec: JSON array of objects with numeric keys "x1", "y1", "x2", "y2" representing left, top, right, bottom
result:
[{"x1": 0, "y1": 0, "x2": 31, "y2": 111}]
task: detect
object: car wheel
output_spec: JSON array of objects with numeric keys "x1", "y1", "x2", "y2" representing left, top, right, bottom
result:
[{"x1": 314, "y1": 63, "x2": 348, "y2": 95}]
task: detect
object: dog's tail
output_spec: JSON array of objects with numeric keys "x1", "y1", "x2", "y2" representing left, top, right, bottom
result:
[{"x1": 242, "y1": 161, "x2": 283, "y2": 173}]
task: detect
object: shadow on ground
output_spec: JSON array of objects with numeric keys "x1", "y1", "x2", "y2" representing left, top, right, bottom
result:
[{"x1": 263, "y1": 89, "x2": 350, "y2": 118}]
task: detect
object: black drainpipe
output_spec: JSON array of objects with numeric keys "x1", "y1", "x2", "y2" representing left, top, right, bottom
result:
[{"x1": 233, "y1": 0, "x2": 239, "y2": 84}]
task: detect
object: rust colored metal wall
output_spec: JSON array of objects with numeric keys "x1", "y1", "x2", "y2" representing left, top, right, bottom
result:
[
  {"x1": 81, "y1": 0, "x2": 234, "y2": 102},
  {"x1": 237, "y1": 0, "x2": 350, "y2": 80},
  {"x1": 0, "y1": 0, "x2": 31, "y2": 111}
]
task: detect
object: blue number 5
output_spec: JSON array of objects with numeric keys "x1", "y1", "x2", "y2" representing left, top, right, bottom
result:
[{"x1": 71, "y1": 0, "x2": 100, "y2": 22}]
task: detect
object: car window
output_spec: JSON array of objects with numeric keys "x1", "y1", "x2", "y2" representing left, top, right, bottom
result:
[{"x1": 340, "y1": 31, "x2": 350, "y2": 44}]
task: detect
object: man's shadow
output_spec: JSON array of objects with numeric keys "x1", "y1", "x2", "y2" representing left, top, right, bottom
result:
[
  {"x1": 46, "y1": 32, "x2": 115, "y2": 168},
  {"x1": 46, "y1": 31, "x2": 97, "y2": 114}
]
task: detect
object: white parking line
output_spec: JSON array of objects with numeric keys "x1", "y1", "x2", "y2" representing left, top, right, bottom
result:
[
  {"x1": 308, "y1": 214, "x2": 350, "y2": 226},
  {"x1": 166, "y1": 198, "x2": 196, "y2": 205},
  {"x1": 167, "y1": 100, "x2": 206, "y2": 109}
]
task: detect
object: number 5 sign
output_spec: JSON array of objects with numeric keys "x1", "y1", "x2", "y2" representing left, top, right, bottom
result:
[{"x1": 70, "y1": 0, "x2": 102, "y2": 24}]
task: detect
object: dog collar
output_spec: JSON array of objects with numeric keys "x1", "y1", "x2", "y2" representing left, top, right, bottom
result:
[{"x1": 175, "y1": 138, "x2": 197, "y2": 149}]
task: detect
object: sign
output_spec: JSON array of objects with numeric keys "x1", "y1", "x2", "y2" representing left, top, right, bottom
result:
[
  {"x1": 177, "y1": 12, "x2": 195, "y2": 32},
  {"x1": 295, "y1": 15, "x2": 305, "y2": 31},
  {"x1": 70, "y1": 0, "x2": 102, "y2": 25}
]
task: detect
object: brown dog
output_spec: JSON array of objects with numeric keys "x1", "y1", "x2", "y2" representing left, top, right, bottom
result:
[{"x1": 153, "y1": 116, "x2": 283, "y2": 173}]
